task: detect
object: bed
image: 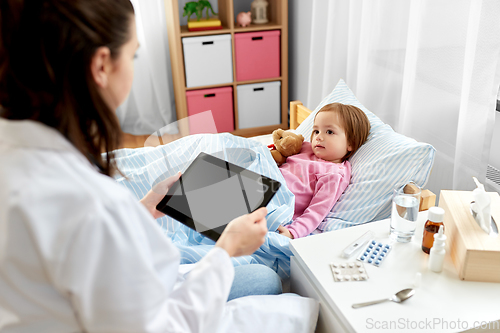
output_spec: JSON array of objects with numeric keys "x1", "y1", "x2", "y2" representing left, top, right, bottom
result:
[{"x1": 112, "y1": 79, "x2": 436, "y2": 281}]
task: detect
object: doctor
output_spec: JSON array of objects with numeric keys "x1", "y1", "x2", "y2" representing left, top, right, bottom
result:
[{"x1": 0, "y1": 0, "x2": 283, "y2": 332}]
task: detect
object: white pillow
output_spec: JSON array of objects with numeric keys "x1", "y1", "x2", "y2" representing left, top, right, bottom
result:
[{"x1": 296, "y1": 79, "x2": 435, "y2": 231}]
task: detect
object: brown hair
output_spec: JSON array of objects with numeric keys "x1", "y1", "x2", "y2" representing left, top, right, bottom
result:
[
  {"x1": 0, "y1": 0, "x2": 134, "y2": 176},
  {"x1": 311, "y1": 102, "x2": 370, "y2": 161}
]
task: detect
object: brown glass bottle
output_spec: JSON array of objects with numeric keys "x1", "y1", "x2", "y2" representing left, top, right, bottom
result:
[{"x1": 422, "y1": 206, "x2": 445, "y2": 254}]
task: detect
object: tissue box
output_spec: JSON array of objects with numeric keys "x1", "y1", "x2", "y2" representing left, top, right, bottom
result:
[{"x1": 438, "y1": 190, "x2": 500, "y2": 282}]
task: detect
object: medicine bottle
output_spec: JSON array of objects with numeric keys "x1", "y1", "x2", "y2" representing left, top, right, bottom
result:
[
  {"x1": 429, "y1": 225, "x2": 447, "y2": 273},
  {"x1": 421, "y1": 206, "x2": 445, "y2": 254}
]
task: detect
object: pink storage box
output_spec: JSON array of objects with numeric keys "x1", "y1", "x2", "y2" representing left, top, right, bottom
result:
[
  {"x1": 186, "y1": 87, "x2": 234, "y2": 134},
  {"x1": 234, "y1": 30, "x2": 280, "y2": 81}
]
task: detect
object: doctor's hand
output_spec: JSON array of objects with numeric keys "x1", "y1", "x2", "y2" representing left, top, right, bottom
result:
[
  {"x1": 215, "y1": 207, "x2": 268, "y2": 257},
  {"x1": 140, "y1": 172, "x2": 182, "y2": 219}
]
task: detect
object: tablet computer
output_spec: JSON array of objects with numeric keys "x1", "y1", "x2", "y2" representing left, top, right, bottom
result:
[{"x1": 156, "y1": 152, "x2": 281, "y2": 241}]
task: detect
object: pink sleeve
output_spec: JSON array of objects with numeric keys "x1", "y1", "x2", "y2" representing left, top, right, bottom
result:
[{"x1": 287, "y1": 172, "x2": 349, "y2": 239}]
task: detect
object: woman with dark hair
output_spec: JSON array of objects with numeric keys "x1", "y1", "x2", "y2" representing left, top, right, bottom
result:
[{"x1": 0, "y1": 1, "x2": 284, "y2": 331}]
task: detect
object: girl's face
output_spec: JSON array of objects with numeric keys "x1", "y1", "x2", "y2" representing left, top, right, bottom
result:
[{"x1": 311, "y1": 111, "x2": 352, "y2": 163}]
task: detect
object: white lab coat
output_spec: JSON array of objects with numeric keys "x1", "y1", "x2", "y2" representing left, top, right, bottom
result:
[
  {"x1": 0, "y1": 118, "x2": 319, "y2": 333},
  {"x1": 0, "y1": 118, "x2": 234, "y2": 333}
]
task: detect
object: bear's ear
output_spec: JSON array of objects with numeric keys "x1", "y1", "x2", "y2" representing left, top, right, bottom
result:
[{"x1": 299, "y1": 134, "x2": 304, "y2": 141}]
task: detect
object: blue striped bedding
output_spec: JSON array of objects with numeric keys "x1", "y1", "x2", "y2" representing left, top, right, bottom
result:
[{"x1": 112, "y1": 133, "x2": 295, "y2": 279}]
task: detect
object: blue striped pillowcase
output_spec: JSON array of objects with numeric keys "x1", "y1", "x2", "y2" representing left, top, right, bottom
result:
[{"x1": 296, "y1": 79, "x2": 435, "y2": 231}]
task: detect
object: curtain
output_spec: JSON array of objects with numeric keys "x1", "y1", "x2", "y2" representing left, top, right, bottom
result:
[
  {"x1": 117, "y1": 0, "x2": 178, "y2": 136},
  {"x1": 304, "y1": 0, "x2": 500, "y2": 196}
]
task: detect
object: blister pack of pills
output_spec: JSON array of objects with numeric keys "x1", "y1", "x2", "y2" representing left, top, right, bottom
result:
[
  {"x1": 330, "y1": 261, "x2": 369, "y2": 282},
  {"x1": 357, "y1": 239, "x2": 392, "y2": 267}
]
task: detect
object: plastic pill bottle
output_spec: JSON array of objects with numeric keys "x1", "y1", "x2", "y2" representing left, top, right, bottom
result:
[{"x1": 421, "y1": 206, "x2": 445, "y2": 254}]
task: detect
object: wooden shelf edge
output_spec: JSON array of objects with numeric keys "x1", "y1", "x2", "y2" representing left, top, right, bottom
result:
[
  {"x1": 185, "y1": 82, "x2": 235, "y2": 91},
  {"x1": 179, "y1": 24, "x2": 283, "y2": 37},
  {"x1": 233, "y1": 23, "x2": 282, "y2": 33},
  {"x1": 185, "y1": 77, "x2": 283, "y2": 91},
  {"x1": 180, "y1": 26, "x2": 232, "y2": 37},
  {"x1": 236, "y1": 77, "x2": 282, "y2": 85}
]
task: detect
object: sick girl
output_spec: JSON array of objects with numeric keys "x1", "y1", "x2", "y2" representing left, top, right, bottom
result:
[{"x1": 277, "y1": 103, "x2": 370, "y2": 239}]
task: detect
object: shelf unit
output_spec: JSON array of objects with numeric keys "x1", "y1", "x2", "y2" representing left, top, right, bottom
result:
[{"x1": 164, "y1": 0, "x2": 288, "y2": 137}]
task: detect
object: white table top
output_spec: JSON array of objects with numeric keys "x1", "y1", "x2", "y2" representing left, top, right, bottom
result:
[{"x1": 290, "y1": 212, "x2": 500, "y2": 333}]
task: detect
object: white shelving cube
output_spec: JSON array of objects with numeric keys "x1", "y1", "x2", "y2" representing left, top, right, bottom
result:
[
  {"x1": 182, "y1": 34, "x2": 233, "y2": 88},
  {"x1": 237, "y1": 81, "x2": 281, "y2": 129}
]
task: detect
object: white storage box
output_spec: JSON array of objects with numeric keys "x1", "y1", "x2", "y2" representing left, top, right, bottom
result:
[
  {"x1": 237, "y1": 81, "x2": 281, "y2": 129},
  {"x1": 182, "y1": 34, "x2": 233, "y2": 88}
]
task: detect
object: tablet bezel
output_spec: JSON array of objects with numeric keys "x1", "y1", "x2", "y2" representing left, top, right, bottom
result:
[{"x1": 156, "y1": 152, "x2": 281, "y2": 241}]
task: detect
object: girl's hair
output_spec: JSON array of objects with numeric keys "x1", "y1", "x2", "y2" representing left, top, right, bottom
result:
[
  {"x1": 311, "y1": 102, "x2": 370, "y2": 161},
  {"x1": 0, "y1": 0, "x2": 134, "y2": 176}
]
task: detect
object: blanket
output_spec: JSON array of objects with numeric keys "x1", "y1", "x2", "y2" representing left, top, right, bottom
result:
[{"x1": 112, "y1": 133, "x2": 295, "y2": 279}]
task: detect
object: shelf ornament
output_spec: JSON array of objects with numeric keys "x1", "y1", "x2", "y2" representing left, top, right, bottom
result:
[{"x1": 251, "y1": 0, "x2": 268, "y2": 24}]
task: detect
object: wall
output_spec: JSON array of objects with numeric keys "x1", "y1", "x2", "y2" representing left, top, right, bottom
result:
[
  {"x1": 288, "y1": 0, "x2": 312, "y2": 106},
  {"x1": 490, "y1": 113, "x2": 500, "y2": 169},
  {"x1": 491, "y1": 102, "x2": 500, "y2": 171}
]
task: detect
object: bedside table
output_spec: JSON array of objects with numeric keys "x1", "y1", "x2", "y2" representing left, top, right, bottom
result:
[{"x1": 290, "y1": 212, "x2": 500, "y2": 333}]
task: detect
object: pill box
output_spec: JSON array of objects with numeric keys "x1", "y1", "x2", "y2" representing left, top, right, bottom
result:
[
  {"x1": 330, "y1": 261, "x2": 369, "y2": 282},
  {"x1": 357, "y1": 239, "x2": 392, "y2": 267}
]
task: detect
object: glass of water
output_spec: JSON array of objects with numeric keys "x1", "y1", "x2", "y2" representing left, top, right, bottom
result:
[{"x1": 389, "y1": 182, "x2": 421, "y2": 242}]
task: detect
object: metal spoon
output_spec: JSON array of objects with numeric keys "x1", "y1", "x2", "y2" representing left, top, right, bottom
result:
[{"x1": 352, "y1": 288, "x2": 415, "y2": 308}]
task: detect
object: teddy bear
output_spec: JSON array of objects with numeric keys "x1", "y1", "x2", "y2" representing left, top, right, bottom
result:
[{"x1": 267, "y1": 129, "x2": 304, "y2": 166}]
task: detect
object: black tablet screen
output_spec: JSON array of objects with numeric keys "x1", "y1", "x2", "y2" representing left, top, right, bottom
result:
[{"x1": 156, "y1": 152, "x2": 281, "y2": 241}]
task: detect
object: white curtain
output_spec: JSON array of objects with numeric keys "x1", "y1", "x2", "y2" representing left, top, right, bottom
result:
[
  {"x1": 304, "y1": 0, "x2": 500, "y2": 196},
  {"x1": 117, "y1": 0, "x2": 178, "y2": 135}
]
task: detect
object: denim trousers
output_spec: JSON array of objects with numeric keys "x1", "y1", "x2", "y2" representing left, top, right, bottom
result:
[{"x1": 227, "y1": 264, "x2": 283, "y2": 301}]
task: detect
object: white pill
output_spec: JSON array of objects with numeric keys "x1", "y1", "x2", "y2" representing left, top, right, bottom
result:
[
  {"x1": 348, "y1": 262, "x2": 355, "y2": 268},
  {"x1": 340, "y1": 263, "x2": 346, "y2": 268}
]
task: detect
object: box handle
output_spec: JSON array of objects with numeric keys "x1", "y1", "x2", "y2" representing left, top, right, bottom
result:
[
  {"x1": 252, "y1": 36, "x2": 263, "y2": 41},
  {"x1": 253, "y1": 87, "x2": 264, "y2": 92},
  {"x1": 202, "y1": 41, "x2": 214, "y2": 45},
  {"x1": 204, "y1": 93, "x2": 216, "y2": 98}
]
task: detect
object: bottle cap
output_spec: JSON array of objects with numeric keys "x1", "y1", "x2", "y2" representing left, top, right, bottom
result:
[{"x1": 428, "y1": 206, "x2": 445, "y2": 223}]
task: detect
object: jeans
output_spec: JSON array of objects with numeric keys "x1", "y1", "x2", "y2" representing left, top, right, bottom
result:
[{"x1": 228, "y1": 264, "x2": 283, "y2": 301}]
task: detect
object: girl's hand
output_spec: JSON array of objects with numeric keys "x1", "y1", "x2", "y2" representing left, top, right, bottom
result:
[
  {"x1": 277, "y1": 225, "x2": 294, "y2": 239},
  {"x1": 140, "y1": 172, "x2": 181, "y2": 219},
  {"x1": 215, "y1": 207, "x2": 268, "y2": 257}
]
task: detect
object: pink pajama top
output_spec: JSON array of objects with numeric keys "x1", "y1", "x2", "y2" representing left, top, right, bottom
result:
[{"x1": 279, "y1": 142, "x2": 351, "y2": 238}]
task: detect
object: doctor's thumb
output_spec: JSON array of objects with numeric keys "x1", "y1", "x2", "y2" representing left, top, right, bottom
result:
[{"x1": 252, "y1": 207, "x2": 268, "y2": 219}]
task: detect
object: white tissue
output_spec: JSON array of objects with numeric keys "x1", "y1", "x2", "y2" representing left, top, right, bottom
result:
[{"x1": 472, "y1": 177, "x2": 491, "y2": 235}]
